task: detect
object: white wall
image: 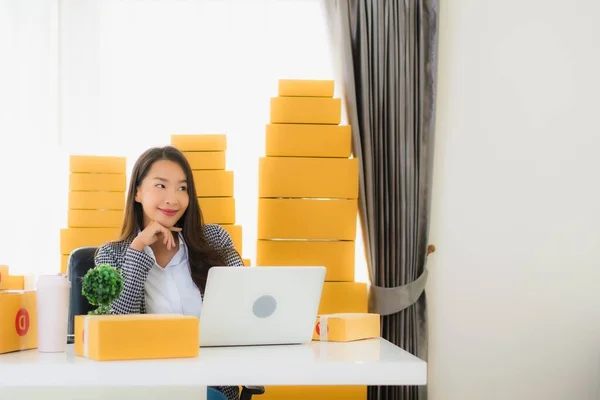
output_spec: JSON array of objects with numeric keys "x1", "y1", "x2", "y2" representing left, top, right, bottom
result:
[{"x1": 427, "y1": 1, "x2": 600, "y2": 399}]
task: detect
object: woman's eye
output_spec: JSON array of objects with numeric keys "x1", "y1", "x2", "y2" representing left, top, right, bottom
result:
[
  {"x1": 179, "y1": 186, "x2": 187, "y2": 191},
  {"x1": 155, "y1": 184, "x2": 165, "y2": 189}
]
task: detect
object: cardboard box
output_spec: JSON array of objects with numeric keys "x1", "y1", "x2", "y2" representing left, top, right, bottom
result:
[
  {"x1": 69, "y1": 173, "x2": 126, "y2": 192},
  {"x1": 198, "y1": 197, "x2": 235, "y2": 224},
  {"x1": 256, "y1": 240, "x2": 355, "y2": 282},
  {"x1": 260, "y1": 386, "x2": 366, "y2": 400},
  {"x1": 183, "y1": 151, "x2": 226, "y2": 170},
  {"x1": 265, "y1": 124, "x2": 351, "y2": 158},
  {"x1": 0, "y1": 274, "x2": 24, "y2": 291},
  {"x1": 69, "y1": 155, "x2": 126, "y2": 174},
  {"x1": 68, "y1": 210, "x2": 124, "y2": 228},
  {"x1": 313, "y1": 313, "x2": 380, "y2": 342},
  {"x1": 192, "y1": 170, "x2": 234, "y2": 197},
  {"x1": 259, "y1": 157, "x2": 358, "y2": 199},
  {"x1": 74, "y1": 314, "x2": 199, "y2": 361},
  {"x1": 171, "y1": 134, "x2": 227, "y2": 151},
  {"x1": 270, "y1": 97, "x2": 341, "y2": 124},
  {"x1": 0, "y1": 291, "x2": 38, "y2": 354},
  {"x1": 61, "y1": 255, "x2": 69, "y2": 275},
  {"x1": 0, "y1": 265, "x2": 8, "y2": 284},
  {"x1": 258, "y1": 199, "x2": 357, "y2": 240},
  {"x1": 60, "y1": 228, "x2": 120, "y2": 255},
  {"x1": 68, "y1": 191, "x2": 125, "y2": 210},
  {"x1": 220, "y1": 224, "x2": 242, "y2": 254},
  {"x1": 319, "y1": 282, "x2": 368, "y2": 314},
  {"x1": 278, "y1": 79, "x2": 334, "y2": 97}
]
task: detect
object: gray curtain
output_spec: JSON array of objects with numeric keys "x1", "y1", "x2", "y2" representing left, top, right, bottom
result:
[{"x1": 324, "y1": 1, "x2": 439, "y2": 399}]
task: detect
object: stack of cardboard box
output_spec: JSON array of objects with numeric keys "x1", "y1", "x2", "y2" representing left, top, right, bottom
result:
[
  {"x1": 60, "y1": 156, "x2": 125, "y2": 274},
  {"x1": 171, "y1": 134, "x2": 250, "y2": 265},
  {"x1": 256, "y1": 79, "x2": 368, "y2": 400}
]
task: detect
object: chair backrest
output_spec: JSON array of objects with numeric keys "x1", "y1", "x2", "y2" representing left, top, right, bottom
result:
[{"x1": 67, "y1": 247, "x2": 97, "y2": 336}]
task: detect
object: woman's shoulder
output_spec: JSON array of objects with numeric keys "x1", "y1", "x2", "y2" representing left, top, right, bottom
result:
[
  {"x1": 202, "y1": 224, "x2": 234, "y2": 248},
  {"x1": 96, "y1": 236, "x2": 135, "y2": 260}
]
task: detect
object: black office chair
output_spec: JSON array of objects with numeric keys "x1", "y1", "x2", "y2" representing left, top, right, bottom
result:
[{"x1": 67, "y1": 247, "x2": 265, "y2": 400}]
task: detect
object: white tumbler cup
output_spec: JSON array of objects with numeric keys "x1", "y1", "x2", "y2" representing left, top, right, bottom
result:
[{"x1": 36, "y1": 274, "x2": 71, "y2": 352}]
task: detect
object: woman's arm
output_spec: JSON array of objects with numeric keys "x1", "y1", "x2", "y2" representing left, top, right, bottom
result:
[
  {"x1": 95, "y1": 244, "x2": 154, "y2": 314},
  {"x1": 216, "y1": 226, "x2": 244, "y2": 267}
]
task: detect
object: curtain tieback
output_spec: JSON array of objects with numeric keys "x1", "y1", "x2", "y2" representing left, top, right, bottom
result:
[{"x1": 368, "y1": 266, "x2": 429, "y2": 316}]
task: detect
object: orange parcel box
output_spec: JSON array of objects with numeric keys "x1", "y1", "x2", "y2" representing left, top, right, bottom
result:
[
  {"x1": 313, "y1": 313, "x2": 380, "y2": 342},
  {"x1": 0, "y1": 291, "x2": 38, "y2": 354},
  {"x1": 74, "y1": 314, "x2": 200, "y2": 361}
]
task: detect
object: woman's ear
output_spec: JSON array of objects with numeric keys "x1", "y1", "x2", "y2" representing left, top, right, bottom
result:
[{"x1": 134, "y1": 186, "x2": 141, "y2": 203}]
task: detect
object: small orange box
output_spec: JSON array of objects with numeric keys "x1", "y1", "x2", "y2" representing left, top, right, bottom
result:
[
  {"x1": 0, "y1": 265, "x2": 8, "y2": 283},
  {"x1": 0, "y1": 274, "x2": 24, "y2": 291},
  {"x1": 68, "y1": 191, "x2": 125, "y2": 210},
  {"x1": 198, "y1": 197, "x2": 235, "y2": 224},
  {"x1": 69, "y1": 155, "x2": 126, "y2": 174},
  {"x1": 192, "y1": 170, "x2": 234, "y2": 197},
  {"x1": 183, "y1": 151, "x2": 226, "y2": 170},
  {"x1": 61, "y1": 255, "x2": 70, "y2": 275},
  {"x1": 68, "y1": 210, "x2": 124, "y2": 228},
  {"x1": 60, "y1": 228, "x2": 120, "y2": 255},
  {"x1": 265, "y1": 124, "x2": 351, "y2": 158},
  {"x1": 69, "y1": 173, "x2": 126, "y2": 192},
  {"x1": 256, "y1": 240, "x2": 355, "y2": 282},
  {"x1": 0, "y1": 291, "x2": 38, "y2": 354},
  {"x1": 74, "y1": 314, "x2": 199, "y2": 361},
  {"x1": 260, "y1": 386, "x2": 366, "y2": 400},
  {"x1": 319, "y1": 282, "x2": 368, "y2": 314},
  {"x1": 259, "y1": 157, "x2": 358, "y2": 199},
  {"x1": 258, "y1": 199, "x2": 357, "y2": 240},
  {"x1": 278, "y1": 79, "x2": 334, "y2": 97},
  {"x1": 270, "y1": 97, "x2": 341, "y2": 124},
  {"x1": 171, "y1": 134, "x2": 227, "y2": 151},
  {"x1": 313, "y1": 313, "x2": 380, "y2": 342}
]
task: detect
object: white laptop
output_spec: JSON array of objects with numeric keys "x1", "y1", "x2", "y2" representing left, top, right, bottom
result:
[{"x1": 199, "y1": 266, "x2": 326, "y2": 347}]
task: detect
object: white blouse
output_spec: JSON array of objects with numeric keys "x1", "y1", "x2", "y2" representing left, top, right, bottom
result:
[{"x1": 142, "y1": 233, "x2": 203, "y2": 317}]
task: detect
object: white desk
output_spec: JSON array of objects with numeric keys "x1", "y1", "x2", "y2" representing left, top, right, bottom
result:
[{"x1": 0, "y1": 338, "x2": 426, "y2": 398}]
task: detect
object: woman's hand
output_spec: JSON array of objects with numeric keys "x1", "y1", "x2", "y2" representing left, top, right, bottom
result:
[{"x1": 130, "y1": 221, "x2": 182, "y2": 251}]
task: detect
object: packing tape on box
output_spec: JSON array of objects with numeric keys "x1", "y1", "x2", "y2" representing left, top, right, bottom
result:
[{"x1": 319, "y1": 316, "x2": 328, "y2": 341}]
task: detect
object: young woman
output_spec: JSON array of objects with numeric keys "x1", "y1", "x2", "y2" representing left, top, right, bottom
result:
[{"x1": 95, "y1": 146, "x2": 242, "y2": 400}]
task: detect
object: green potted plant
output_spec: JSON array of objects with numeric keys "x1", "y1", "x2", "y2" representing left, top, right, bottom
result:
[{"x1": 81, "y1": 264, "x2": 124, "y2": 315}]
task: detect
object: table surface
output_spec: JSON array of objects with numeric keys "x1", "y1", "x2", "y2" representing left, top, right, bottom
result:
[{"x1": 0, "y1": 338, "x2": 427, "y2": 387}]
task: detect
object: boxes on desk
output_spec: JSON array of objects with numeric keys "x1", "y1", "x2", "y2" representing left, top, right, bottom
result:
[
  {"x1": 74, "y1": 314, "x2": 199, "y2": 361},
  {"x1": 313, "y1": 313, "x2": 380, "y2": 342},
  {"x1": 0, "y1": 291, "x2": 38, "y2": 354}
]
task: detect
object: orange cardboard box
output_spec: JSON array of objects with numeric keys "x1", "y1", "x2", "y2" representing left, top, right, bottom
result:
[
  {"x1": 183, "y1": 151, "x2": 226, "y2": 170},
  {"x1": 258, "y1": 157, "x2": 359, "y2": 199},
  {"x1": 260, "y1": 385, "x2": 366, "y2": 400},
  {"x1": 258, "y1": 199, "x2": 357, "y2": 240},
  {"x1": 278, "y1": 79, "x2": 334, "y2": 97},
  {"x1": 270, "y1": 97, "x2": 341, "y2": 124},
  {"x1": 69, "y1": 155, "x2": 126, "y2": 174},
  {"x1": 265, "y1": 124, "x2": 351, "y2": 158},
  {"x1": 256, "y1": 240, "x2": 355, "y2": 282},
  {"x1": 192, "y1": 170, "x2": 234, "y2": 197},
  {"x1": 313, "y1": 313, "x2": 380, "y2": 342},
  {"x1": 69, "y1": 173, "x2": 126, "y2": 192},
  {"x1": 171, "y1": 134, "x2": 227, "y2": 151},
  {"x1": 74, "y1": 314, "x2": 199, "y2": 361},
  {"x1": 319, "y1": 282, "x2": 368, "y2": 314},
  {"x1": 0, "y1": 291, "x2": 38, "y2": 354},
  {"x1": 198, "y1": 197, "x2": 235, "y2": 224}
]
